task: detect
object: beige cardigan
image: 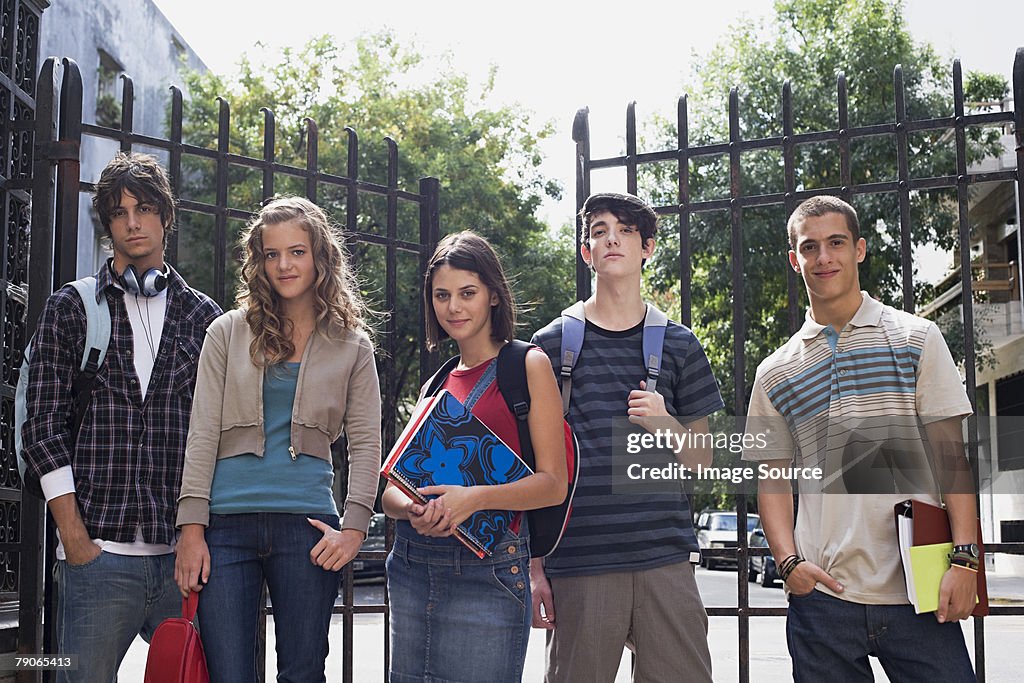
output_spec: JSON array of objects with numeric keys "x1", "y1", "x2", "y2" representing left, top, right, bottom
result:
[{"x1": 176, "y1": 309, "x2": 382, "y2": 534}]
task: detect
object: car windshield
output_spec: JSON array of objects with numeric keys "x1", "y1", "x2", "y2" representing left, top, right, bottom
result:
[{"x1": 710, "y1": 514, "x2": 760, "y2": 532}]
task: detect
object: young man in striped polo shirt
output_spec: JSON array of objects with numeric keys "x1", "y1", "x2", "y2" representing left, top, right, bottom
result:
[
  {"x1": 530, "y1": 192, "x2": 722, "y2": 682},
  {"x1": 743, "y1": 195, "x2": 978, "y2": 681}
]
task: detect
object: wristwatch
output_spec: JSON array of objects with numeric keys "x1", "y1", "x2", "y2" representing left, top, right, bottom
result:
[{"x1": 953, "y1": 543, "x2": 980, "y2": 559}]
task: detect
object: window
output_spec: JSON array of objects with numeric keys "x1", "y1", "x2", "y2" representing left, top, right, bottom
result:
[{"x1": 96, "y1": 50, "x2": 123, "y2": 129}]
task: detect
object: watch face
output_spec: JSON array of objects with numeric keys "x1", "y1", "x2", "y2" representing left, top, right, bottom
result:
[{"x1": 955, "y1": 543, "x2": 980, "y2": 558}]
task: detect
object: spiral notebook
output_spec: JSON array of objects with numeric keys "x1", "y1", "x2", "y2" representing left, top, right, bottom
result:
[{"x1": 382, "y1": 390, "x2": 533, "y2": 558}]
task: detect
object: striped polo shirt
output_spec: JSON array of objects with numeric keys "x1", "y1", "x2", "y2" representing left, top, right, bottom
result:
[
  {"x1": 532, "y1": 312, "x2": 724, "y2": 577},
  {"x1": 744, "y1": 292, "x2": 972, "y2": 603}
]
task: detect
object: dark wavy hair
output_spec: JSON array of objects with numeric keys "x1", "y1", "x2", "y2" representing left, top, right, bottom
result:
[
  {"x1": 237, "y1": 196, "x2": 368, "y2": 365},
  {"x1": 92, "y1": 152, "x2": 176, "y2": 245},
  {"x1": 423, "y1": 230, "x2": 516, "y2": 351}
]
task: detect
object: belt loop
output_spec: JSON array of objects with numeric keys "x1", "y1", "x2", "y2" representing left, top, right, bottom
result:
[{"x1": 454, "y1": 546, "x2": 462, "y2": 576}]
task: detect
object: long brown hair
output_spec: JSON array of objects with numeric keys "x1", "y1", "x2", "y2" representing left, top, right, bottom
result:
[{"x1": 237, "y1": 196, "x2": 367, "y2": 365}]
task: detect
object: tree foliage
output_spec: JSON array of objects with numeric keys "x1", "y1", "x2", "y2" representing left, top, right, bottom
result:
[
  {"x1": 172, "y1": 32, "x2": 571, "y2": 420},
  {"x1": 640, "y1": 0, "x2": 1004, "y2": 414}
]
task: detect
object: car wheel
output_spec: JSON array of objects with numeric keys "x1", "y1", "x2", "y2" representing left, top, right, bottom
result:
[
  {"x1": 762, "y1": 560, "x2": 778, "y2": 587},
  {"x1": 706, "y1": 557, "x2": 716, "y2": 571},
  {"x1": 748, "y1": 559, "x2": 758, "y2": 583}
]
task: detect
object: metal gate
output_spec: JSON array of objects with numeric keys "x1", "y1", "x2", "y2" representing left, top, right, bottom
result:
[{"x1": 571, "y1": 48, "x2": 1024, "y2": 683}]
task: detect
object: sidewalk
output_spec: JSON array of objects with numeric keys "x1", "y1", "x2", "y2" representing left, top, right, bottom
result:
[{"x1": 119, "y1": 571, "x2": 1024, "y2": 682}]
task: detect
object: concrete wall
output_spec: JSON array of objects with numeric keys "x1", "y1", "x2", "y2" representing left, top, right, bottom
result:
[{"x1": 38, "y1": 0, "x2": 207, "y2": 276}]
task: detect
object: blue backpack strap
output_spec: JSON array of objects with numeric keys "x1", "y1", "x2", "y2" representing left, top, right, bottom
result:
[
  {"x1": 642, "y1": 303, "x2": 669, "y2": 394},
  {"x1": 69, "y1": 277, "x2": 112, "y2": 373},
  {"x1": 558, "y1": 301, "x2": 586, "y2": 415}
]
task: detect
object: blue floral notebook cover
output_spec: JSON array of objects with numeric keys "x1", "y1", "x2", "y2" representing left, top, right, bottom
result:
[{"x1": 382, "y1": 390, "x2": 533, "y2": 557}]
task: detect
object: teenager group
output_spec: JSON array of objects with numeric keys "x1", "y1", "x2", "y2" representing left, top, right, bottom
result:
[{"x1": 20, "y1": 151, "x2": 978, "y2": 683}]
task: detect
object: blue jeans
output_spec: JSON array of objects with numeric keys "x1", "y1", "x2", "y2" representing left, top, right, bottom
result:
[
  {"x1": 198, "y1": 512, "x2": 341, "y2": 683},
  {"x1": 786, "y1": 589, "x2": 975, "y2": 682},
  {"x1": 55, "y1": 551, "x2": 180, "y2": 683},
  {"x1": 387, "y1": 522, "x2": 531, "y2": 683}
]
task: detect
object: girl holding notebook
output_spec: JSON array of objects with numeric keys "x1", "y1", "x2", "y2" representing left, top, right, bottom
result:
[
  {"x1": 174, "y1": 197, "x2": 382, "y2": 682},
  {"x1": 382, "y1": 231, "x2": 567, "y2": 682}
]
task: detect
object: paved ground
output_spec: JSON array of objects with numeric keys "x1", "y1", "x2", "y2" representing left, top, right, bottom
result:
[{"x1": 119, "y1": 566, "x2": 1024, "y2": 682}]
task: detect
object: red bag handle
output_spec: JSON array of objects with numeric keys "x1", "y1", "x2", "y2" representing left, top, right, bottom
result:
[{"x1": 182, "y1": 591, "x2": 199, "y2": 621}]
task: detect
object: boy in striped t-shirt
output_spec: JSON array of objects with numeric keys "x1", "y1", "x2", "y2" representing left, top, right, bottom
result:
[
  {"x1": 743, "y1": 195, "x2": 977, "y2": 681},
  {"x1": 531, "y1": 192, "x2": 722, "y2": 682}
]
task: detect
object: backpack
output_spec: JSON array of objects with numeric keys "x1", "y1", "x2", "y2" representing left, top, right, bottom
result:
[
  {"x1": 143, "y1": 591, "x2": 210, "y2": 683},
  {"x1": 422, "y1": 340, "x2": 580, "y2": 558},
  {"x1": 557, "y1": 301, "x2": 668, "y2": 415},
  {"x1": 14, "y1": 277, "x2": 111, "y2": 498}
]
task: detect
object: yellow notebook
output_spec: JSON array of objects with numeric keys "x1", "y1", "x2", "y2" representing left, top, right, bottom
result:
[{"x1": 907, "y1": 542, "x2": 952, "y2": 614}]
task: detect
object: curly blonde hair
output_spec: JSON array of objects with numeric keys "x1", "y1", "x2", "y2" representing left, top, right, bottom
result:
[{"x1": 237, "y1": 196, "x2": 368, "y2": 365}]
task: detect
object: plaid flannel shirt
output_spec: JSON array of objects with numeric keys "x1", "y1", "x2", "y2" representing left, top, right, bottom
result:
[{"x1": 23, "y1": 263, "x2": 221, "y2": 544}]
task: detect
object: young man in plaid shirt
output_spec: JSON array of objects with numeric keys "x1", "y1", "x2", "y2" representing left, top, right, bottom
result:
[{"x1": 22, "y1": 153, "x2": 221, "y2": 681}]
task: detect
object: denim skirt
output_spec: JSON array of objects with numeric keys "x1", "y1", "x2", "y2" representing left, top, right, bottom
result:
[{"x1": 387, "y1": 521, "x2": 531, "y2": 683}]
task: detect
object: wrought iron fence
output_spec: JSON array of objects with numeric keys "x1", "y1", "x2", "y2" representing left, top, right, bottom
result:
[{"x1": 570, "y1": 47, "x2": 1024, "y2": 683}]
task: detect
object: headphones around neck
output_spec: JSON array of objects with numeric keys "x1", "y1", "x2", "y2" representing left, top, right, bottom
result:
[{"x1": 114, "y1": 263, "x2": 168, "y2": 297}]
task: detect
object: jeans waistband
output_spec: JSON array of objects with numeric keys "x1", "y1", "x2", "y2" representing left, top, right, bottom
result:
[{"x1": 392, "y1": 527, "x2": 528, "y2": 566}]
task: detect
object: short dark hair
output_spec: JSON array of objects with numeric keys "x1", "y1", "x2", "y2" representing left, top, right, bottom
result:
[
  {"x1": 92, "y1": 152, "x2": 176, "y2": 245},
  {"x1": 423, "y1": 230, "x2": 516, "y2": 351},
  {"x1": 787, "y1": 195, "x2": 860, "y2": 249},
  {"x1": 578, "y1": 192, "x2": 658, "y2": 246}
]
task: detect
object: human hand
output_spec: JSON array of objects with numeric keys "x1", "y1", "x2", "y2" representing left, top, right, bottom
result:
[
  {"x1": 627, "y1": 380, "x2": 669, "y2": 431},
  {"x1": 174, "y1": 524, "x2": 210, "y2": 597},
  {"x1": 408, "y1": 498, "x2": 453, "y2": 537},
  {"x1": 784, "y1": 559, "x2": 844, "y2": 597},
  {"x1": 63, "y1": 535, "x2": 101, "y2": 567},
  {"x1": 307, "y1": 519, "x2": 364, "y2": 571},
  {"x1": 936, "y1": 565, "x2": 977, "y2": 623},
  {"x1": 417, "y1": 485, "x2": 481, "y2": 531},
  {"x1": 530, "y1": 558, "x2": 555, "y2": 629}
]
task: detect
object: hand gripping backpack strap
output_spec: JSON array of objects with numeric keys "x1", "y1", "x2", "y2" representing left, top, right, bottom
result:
[
  {"x1": 641, "y1": 303, "x2": 669, "y2": 394},
  {"x1": 558, "y1": 301, "x2": 586, "y2": 415}
]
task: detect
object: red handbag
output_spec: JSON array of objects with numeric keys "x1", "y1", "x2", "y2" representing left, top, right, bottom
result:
[{"x1": 144, "y1": 591, "x2": 210, "y2": 683}]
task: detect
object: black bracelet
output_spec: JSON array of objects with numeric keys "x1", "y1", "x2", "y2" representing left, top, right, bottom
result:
[{"x1": 778, "y1": 554, "x2": 804, "y2": 581}]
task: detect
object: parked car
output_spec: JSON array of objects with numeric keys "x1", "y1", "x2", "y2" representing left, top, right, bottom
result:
[
  {"x1": 351, "y1": 512, "x2": 387, "y2": 580},
  {"x1": 695, "y1": 510, "x2": 760, "y2": 570},
  {"x1": 747, "y1": 522, "x2": 780, "y2": 587}
]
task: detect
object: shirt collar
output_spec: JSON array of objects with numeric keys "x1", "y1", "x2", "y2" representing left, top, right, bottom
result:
[{"x1": 798, "y1": 291, "x2": 882, "y2": 341}]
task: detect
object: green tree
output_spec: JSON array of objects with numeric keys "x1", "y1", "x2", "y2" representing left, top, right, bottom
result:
[
  {"x1": 634, "y1": 0, "x2": 1005, "y2": 513},
  {"x1": 640, "y1": 0, "x2": 1004, "y2": 413},
  {"x1": 172, "y1": 32, "x2": 571, "y2": 422}
]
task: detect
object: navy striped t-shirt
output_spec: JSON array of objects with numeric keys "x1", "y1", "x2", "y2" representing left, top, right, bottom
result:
[{"x1": 532, "y1": 313, "x2": 724, "y2": 577}]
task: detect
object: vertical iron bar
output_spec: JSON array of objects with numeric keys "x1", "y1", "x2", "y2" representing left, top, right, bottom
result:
[
  {"x1": 837, "y1": 73, "x2": 852, "y2": 204},
  {"x1": 893, "y1": 64, "x2": 914, "y2": 311},
  {"x1": 345, "y1": 127, "x2": 359, "y2": 235},
  {"x1": 21, "y1": 57, "x2": 59, "y2": 675},
  {"x1": 572, "y1": 108, "x2": 591, "y2": 301},
  {"x1": 304, "y1": 117, "x2": 318, "y2": 203},
  {"x1": 1013, "y1": 48, "x2": 1024, "y2": 313},
  {"x1": 727, "y1": 86, "x2": 750, "y2": 683},
  {"x1": 677, "y1": 95, "x2": 692, "y2": 327},
  {"x1": 419, "y1": 176, "x2": 441, "y2": 385},
  {"x1": 166, "y1": 86, "x2": 183, "y2": 266},
  {"x1": 952, "y1": 58, "x2": 985, "y2": 682},
  {"x1": 782, "y1": 81, "x2": 800, "y2": 334},
  {"x1": 260, "y1": 107, "x2": 275, "y2": 200},
  {"x1": 118, "y1": 74, "x2": 133, "y2": 153},
  {"x1": 54, "y1": 58, "x2": 82, "y2": 287},
  {"x1": 626, "y1": 101, "x2": 638, "y2": 195},
  {"x1": 213, "y1": 98, "x2": 229, "y2": 307}
]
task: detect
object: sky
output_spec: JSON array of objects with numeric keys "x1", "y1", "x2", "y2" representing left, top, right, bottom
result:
[{"x1": 150, "y1": 0, "x2": 1023, "y2": 279}]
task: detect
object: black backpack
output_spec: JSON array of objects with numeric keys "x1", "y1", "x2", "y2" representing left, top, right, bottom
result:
[{"x1": 422, "y1": 340, "x2": 579, "y2": 557}]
